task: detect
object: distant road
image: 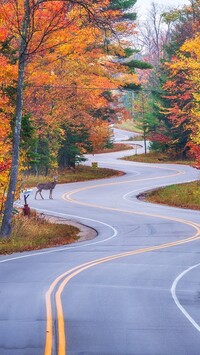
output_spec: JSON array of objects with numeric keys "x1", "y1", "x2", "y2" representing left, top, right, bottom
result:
[
  {"x1": 113, "y1": 127, "x2": 136, "y2": 142},
  {"x1": 113, "y1": 127, "x2": 148, "y2": 154},
  {"x1": 0, "y1": 129, "x2": 200, "y2": 355}
]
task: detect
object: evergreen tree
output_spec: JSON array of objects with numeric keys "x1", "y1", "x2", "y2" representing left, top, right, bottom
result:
[{"x1": 58, "y1": 124, "x2": 89, "y2": 169}]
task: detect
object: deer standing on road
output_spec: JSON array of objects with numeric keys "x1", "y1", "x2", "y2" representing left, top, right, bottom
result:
[{"x1": 35, "y1": 177, "x2": 57, "y2": 200}]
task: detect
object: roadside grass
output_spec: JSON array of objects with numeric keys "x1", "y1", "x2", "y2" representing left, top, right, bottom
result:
[
  {"x1": 114, "y1": 119, "x2": 142, "y2": 133},
  {"x1": 1, "y1": 151, "x2": 199, "y2": 254},
  {"x1": 20, "y1": 164, "x2": 123, "y2": 190},
  {"x1": 122, "y1": 151, "x2": 194, "y2": 165},
  {"x1": 121, "y1": 151, "x2": 199, "y2": 209},
  {"x1": 143, "y1": 181, "x2": 200, "y2": 210},
  {"x1": 0, "y1": 165, "x2": 123, "y2": 254},
  {"x1": 94, "y1": 143, "x2": 134, "y2": 153},
  {"x1": 0, "y1": 211, "x2": 80, "y2": 254},
  {"x1": 127, "y1": 135, "x2": 144, "y2": 141}
]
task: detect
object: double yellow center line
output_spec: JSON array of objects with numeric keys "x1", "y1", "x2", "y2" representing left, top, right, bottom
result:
[
  {"x1": 44, "y1": 218, "x2": 200, "y2": 355},
  {"x1": 44, "y1": 165, "x2": 200, "y2": 355}
]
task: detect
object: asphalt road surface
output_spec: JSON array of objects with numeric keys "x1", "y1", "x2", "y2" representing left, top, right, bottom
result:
[{"x1": 0, "y1": 129, "x2": 200, "y2": 355}]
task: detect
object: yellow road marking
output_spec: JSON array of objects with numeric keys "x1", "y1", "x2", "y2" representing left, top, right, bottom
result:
[
  {"x1": 62, "y1": 166, "x2": 185, "y2": 201},
  {"x1": 44, "y1": 256, "x2": 124, "y2": 355},
  {"x1": 55, "y1": 226, "x2": 200, "y2": 355},
  {"x1": 45, "y1": 221, "x2": 200, "y2": 355},
  {"x1": 64, "y1": 187, "x2": 200, "y2": 233},
  {"x1": 45, "y1": 165, "x2": 199, "y2": 355}
]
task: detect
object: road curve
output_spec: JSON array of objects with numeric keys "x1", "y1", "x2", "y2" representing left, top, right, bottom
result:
[{"x1": 0, "y1": 129, "x2": 200, "y2": 355}]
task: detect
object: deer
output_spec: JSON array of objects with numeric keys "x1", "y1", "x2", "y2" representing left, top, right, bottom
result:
[{"x1": 35, "y1": 176, "x2": 57, "y2": 200}]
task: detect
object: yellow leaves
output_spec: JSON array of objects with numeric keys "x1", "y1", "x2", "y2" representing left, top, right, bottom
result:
[
  {"x1": 170, "y1": 34, "x2": 200, "y2": 76},
  {"x1": 119, "y1": 72, "x2": 139, "y2": 87},
  {"x1": 164, "y1": 31, "x2": 200, "y2": 164},
  {"x1": 0, "y1": 55, "x2": 17, "y2": 84},
  {"x1": 181, "y1": 33, "x2": 200, "y2": 57},
  {"x1": 181, "y1": 36, "x2": 200, "y2": 95},
  {"x1": 18, "y1": 149, "x2": 29, "y2": 173},
  {"x1": 0, "y1": 55, "x2": 17, "y2": 123}
]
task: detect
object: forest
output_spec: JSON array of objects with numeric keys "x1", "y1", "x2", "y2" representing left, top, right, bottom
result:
[{"x1": 0, "y1": 0, "x2": 199, "y2": 237}]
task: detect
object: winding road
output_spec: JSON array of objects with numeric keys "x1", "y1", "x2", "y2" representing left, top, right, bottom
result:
[{"x1": 0, "y1": 129, "x2": 200, "y2": 355}]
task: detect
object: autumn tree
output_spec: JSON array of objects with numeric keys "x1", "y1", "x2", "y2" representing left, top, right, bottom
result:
[
  {"x1": 162, "y1": 32, "x2": 200, "y2": 162},
  {"x1": 135, "y1": 0, "x2": 200, "y2": 160},
  {"x1": 0, "y1": 28, "x2": 17, "y2": 213},
  {"x1": 0, "y1": 0, "x2": 125, "y2": 238},
  {"x1": 21, "y1": 0, "x2": 140, "y2": 169},
  {"x1": 156, "y1": 0, "x2": 200, "y2": 160}
]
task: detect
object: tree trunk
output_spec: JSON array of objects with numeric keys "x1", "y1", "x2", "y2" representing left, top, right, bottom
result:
[
  {"x1": 143, "y1": 129, "x2": 147, "y2": 155},
  {"x1": 0, "y1": 0, "x2": 30, "y2": 238}
]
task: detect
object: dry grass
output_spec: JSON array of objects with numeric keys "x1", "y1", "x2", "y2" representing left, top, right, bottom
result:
[
  {"x1": 0, "y1": 211, "x2": 80, "y2": 254},
  {"x1": 0, "y1": 165, "x2": 123, "y2": 254},
  {"x1": 144, "y1": 181, "x2": 200, "y2": 210}
]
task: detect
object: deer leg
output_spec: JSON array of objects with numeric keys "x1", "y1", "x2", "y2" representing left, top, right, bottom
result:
[
  {"x1": 35, "y1": 190, "x2": 39, "y2": 199},
  {"x1": 39, "y1": 190, "x2": 44, "y2": 199},
  {"x1": 49, "y1": 189, "x2": 53, "y2": 199}
]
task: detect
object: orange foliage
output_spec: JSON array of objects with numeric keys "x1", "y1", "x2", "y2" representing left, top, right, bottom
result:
[
  {"x1": 89, "y1": 120, "x2": 111, "y2": 153},
  {"x1": 0, "y1": 0, "x2": 139, "y2": 178},
  {"x1": 22, "y1": 4, "x2": 136, "y2": 148},
  {"x1": 162, "y1": 31, "x2": 200, "y2": 163},
  {"x1": 0, "y1": 44, "x2": 17, "y2": 209}
]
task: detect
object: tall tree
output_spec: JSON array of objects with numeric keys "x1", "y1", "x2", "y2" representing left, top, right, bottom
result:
[
  {"x1": 0, "y1": 0, "x2": 120, "y2": 237},
  {"x1": 162, "y1": 32, "x2": 200, "y2": 162},
  {"x1": 137, "y1": 0, "x2": 200, "y2": 160},
  {"x1": 0, "y1": 31, "x2": 17, "y2": 213},
  {"x1": 158, "y1": 0, "x2": 200, "y2": 159},
  {"x1": 138, "y1": 2, "x2": 171, "y2": 67}
]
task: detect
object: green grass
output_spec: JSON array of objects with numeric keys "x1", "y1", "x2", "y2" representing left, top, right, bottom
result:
[
  {"x1": 122, "y1": 151, "x2": 194, "y2": 165},
  {"x1": 122, "y1": 151, "x2": 199, "y2": 209},
  {"x1": 145, "y1": 181, "x2": 200, "y2": 210},
  {"x1": 114, "y1": 119, "x2": 142, "y2": 133}
]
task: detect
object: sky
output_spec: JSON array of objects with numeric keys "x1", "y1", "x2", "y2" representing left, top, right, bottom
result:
[{"x1": 136, "y1": 0, "x2": 190, "y2": 19}]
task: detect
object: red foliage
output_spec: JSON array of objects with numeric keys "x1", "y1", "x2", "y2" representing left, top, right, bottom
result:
[
  {"x1": 187, "y1": 142, "x2": 200, "y2": 169},
  {"x1": 149, "y1": 132, "x2": 170, "y2": 143},
  {"x1": 0, "y1": 161, "x2": 11, "y2": 173}
]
